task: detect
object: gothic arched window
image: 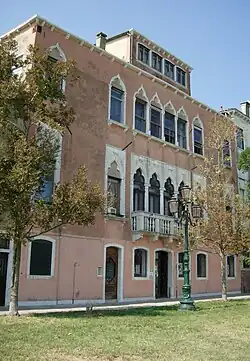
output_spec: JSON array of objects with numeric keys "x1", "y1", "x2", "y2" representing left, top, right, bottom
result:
[
  {"x1": 133, "y1": 169, "x2": 145, "y2": 211},
  {"x1": 149, "y1": 173, "x2": 160, "y2": 214}
]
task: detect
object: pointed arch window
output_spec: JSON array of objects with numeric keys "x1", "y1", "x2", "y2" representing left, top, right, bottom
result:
[
  {"x1": 193, "y1": 117, "x2": 203, "y2": 155},
  {"x1": 133, "y1": 169, "x2": 145, "y2": 211},
  {"x1": 46, "y1": 45, "x2": 66, "y2": 92},
  {"x1": 109, "y1": 76, "x2": 126, "y2": 124},
  {"x1": 164, "y1": 177, "x2": 175, "y2": 216},
  {"x1": 177, "y1": 109, "x2": 187, "y2": 149},
  {"x1": 149, "y1": 173, "x2": 160, "y2": 214},
  {"x1": 150, "y1": 95, "x2": 162, "y2": 139}
]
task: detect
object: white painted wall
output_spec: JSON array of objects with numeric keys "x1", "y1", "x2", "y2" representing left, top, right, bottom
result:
[{"x1": 106, "y1": 36, "x2": 131, "y2": 62}]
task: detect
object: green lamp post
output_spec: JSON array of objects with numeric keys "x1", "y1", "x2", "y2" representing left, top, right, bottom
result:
[{"x1": 168, "y1": 184, "x2": 202, "y2": 311}]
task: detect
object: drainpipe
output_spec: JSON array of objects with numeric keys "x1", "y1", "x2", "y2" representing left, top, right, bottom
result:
[
  {"x1": 72, "y1": 262, "x2": 78, "y2": 305},
  {"x1": 55, "y1": 225, "x2": 62, "y2": 305}
]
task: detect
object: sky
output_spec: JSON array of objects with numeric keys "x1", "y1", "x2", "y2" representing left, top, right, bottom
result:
[{"x1": 1, "y1": 0, "x2": 250, "y2": 111}]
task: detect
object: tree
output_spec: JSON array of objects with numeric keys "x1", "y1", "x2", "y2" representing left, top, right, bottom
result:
[
  {"x1": 0, "y1": 38, "x2": 105, "y2": 315},
  {"x1": 190, "y1": 116, "x2": 250, "y2": 300}
]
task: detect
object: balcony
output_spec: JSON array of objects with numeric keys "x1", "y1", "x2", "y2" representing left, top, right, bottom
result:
[{"x1": 131, "y1": 211, "x2": 180, "y2": 242}]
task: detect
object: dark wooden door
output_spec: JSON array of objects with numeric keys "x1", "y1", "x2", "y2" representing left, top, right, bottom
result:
[
  {"x1": 105, "y1": 247, "x2": 118, "y2": 300},
  {"x1": 0, "y1": 252, "x2": 8, "y2": 306},
  {"x1": 155, "y1": 251, "x2": 168, "y2": 298}
]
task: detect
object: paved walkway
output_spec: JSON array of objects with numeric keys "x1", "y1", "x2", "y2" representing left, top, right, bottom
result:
[{"x1": 1, "y1": 294, "x2": 250, "y2": 316}]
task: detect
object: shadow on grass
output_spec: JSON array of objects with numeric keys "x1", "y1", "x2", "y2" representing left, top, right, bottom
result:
[{"x1": 33, "y1": 305, "x2": 181, "y2": 319}]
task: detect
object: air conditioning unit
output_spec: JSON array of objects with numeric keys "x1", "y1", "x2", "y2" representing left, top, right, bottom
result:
[{"x1": 108, "y1": 207, "x2": 117, "y2": 215}]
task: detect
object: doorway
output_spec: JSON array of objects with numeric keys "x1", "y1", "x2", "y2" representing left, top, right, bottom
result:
[
  {"x1": 105, "y1": 247, "x2": 119, "y2": 300},
  {"x1": 0, "y1": 252, "x2": 8, "y2": 306},
  {"x1": 155, "y1": 250, "x2": 169, "y2": 298}
]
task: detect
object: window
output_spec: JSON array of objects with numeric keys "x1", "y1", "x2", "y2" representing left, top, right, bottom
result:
[
  {"x1": 239, "y1": 188, "x2": 245, "y2": 200},
  {"x1": 149, "y1": 173, "x2": 160, "y2": 214},
  {"x1": 164, "y1": 60, "x2": 175, "y2": 80},
  {"x1": 177, "y1": 252, "x2": 184, "y2": 278},
  {"x1": 197, "y1": 253, "x2": 207, "y2": 278},
  {"x1": 35, "y1": 174, "x2": 54, "y2": 203},
  {"x1": 134, "y1": 249, "x2": 148, "y2": 278},
  {"x1": 12, "y1": 54, "x2": 24, "y2": 78},
  {"x1": 138, "y1": 44, "x2": 150, "y2": 65},
  {"x1": 237, "y1": 128, "x2": 244, "y2": 150},
  {"x1": 164, "y1": 112, "x2": 175, "y2": 144},
  {"x1": 110, "y1": 87, "x2": 124, "y2": 123},
  {"x1": 194, "y1": 127, "x2": 203, "y2": 155},
  {"x1": 29, "y1": 239, "x2": 54, "y2": 276},
  {"x1": 152, "y1": 52, "x2": 162, "y2": 72},
  {"x1": 107, "y1": 161, "x2": 121, "y2": 215},
  {"x1": 133, "y1": 169, "x2": 145, "y2": 211},
  {"x1": 177, "y1": 118, "x2": 187, "y2": 148},
  {"x1": 227, "y1": 255, "x2": 235, "y2": 278},
  {"x1": 135, "y1": 99, "x2": 146, "y2": 132},
  {"x1": 176, "y1": 67, "x2": 186, "y2": 87},
  {"x1": 150, "y1": 107, "x2": 161, "y2": 138},
  {"x1": 164, "y1": 177, "x2": 174, "y2": 215},
  {"x1": 223, "y1": 140, "x2": 231, "y2": 167}
]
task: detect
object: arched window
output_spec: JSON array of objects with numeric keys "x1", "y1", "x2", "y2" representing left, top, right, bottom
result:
[
  {"x1": 29, "y1": 238, "x2": 55, "y2": 277},
  {"x1": 109, "y1": 75, "x2": 126, "y2": 124},
  {"x1": 164, "y1": 177, "x2": 174, "y2": 215},
  {"x1": 107, "y1": 161, "x2": 121, "y2": 215},
  {"x1": 177, "y1": 107, "x2": 188, "y2": 149},
  {"x1": 134, "y1": 248, "x2": 148, "y2": 278},
  {"x1": 193, "y1": 117, "x2": 203, "y2": 155},
  {"x1": 46, "y1": 44, "x2": 67, "y2": 92},
  {"x1": 133, "y1": 169, "x2": 145, "y2": 211},
  {"x1": 196, "y1": 253, "x2": 207, "y2": 279},
  {"x1": 149, "y1": 173, "x2": 160, "y2": 214},
  {"x1": 164, "y1": 101, "x2": 176, "y2": 145},
  {"x1": 134, "y1": 86, "x2": 148, "y2": 133},
  {"x1": 150, "y1": 94, "x2": 162, "y2": 139}
]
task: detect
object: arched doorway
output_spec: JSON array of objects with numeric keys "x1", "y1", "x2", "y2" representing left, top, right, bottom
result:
[
  {"x1": 104, "y1": 246, "x2": 123, "y2": 302},
  {"x1": 154, "y1": 250, "x2": 173, "y2": 299}
]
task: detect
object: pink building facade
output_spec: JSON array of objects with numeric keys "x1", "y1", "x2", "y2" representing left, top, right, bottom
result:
[{"x1": 0, "y1": 16, "x2": 241, "y2": 307}]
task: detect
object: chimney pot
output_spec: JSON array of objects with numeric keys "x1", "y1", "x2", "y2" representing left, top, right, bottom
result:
[{"x1": 96, "y1": 32, "x2": 107, "y2": 50}]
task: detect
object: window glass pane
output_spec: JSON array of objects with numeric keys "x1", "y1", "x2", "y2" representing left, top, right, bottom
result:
[
  {"x1": 194, "y1": 128, "x2": 202, "y2": 143},
  {"x1": 227, "y1": 255, "x2": 235, "y2": 277},
  {"x1": 110, "y1": 87, "x2": 123, "y2": 123},
  {"x1": 237, "y1": 128, "x2": 244, "y2": 149},
  {"x1": 176, "y1": 68, "x2": 186, "y2": 86},
  {"x1": 164, "y1": 112, "x2": 175, "y2": 144},
  {"x1": 223, "y1": 140, "x2": 231, "y2": 166},
  {"x1": 164, "y1": 61, "x2": 175, "y2": 79},
  {"x1": 197, "y1": 254, "x2": 206, "y2": 278},
  {"x1": 152, "y1": 52, "x2": 162, "y2": 72},
  {"x1": 135, "y1": 99, "x2": 146, "y2": 132},
  {"x1": 138, "y1": 44, "x2": 150, "y2": 65},
  {"x1": 151, "y1": 108, "x2": 161, "y2": 138},
  {"x1": 177, "y1": 118, "x2": 187, "y2": 148},
  {"x1": 107, "y1": 176, "x2": 121, "y2": 213},
  {"x1": 30, "y1": 240, "x2": 53, "y2": 276},
  {"x1": 134, "y1": 249, "x2": 147, "y2": 277}
]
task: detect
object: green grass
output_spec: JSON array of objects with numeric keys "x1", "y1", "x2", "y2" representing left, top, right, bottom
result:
[{"x1": 1, "y1": 301, "x2": 250, "y2": 361}]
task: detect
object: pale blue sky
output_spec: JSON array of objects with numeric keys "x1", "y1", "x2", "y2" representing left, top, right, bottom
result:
[{"x1": 1, "y1": 0, "x2": 249, "y2": 110}]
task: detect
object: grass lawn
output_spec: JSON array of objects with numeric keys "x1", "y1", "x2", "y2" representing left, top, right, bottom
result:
[{"x1": 1, "y1": 300, "x2": 250, "y2": 361}]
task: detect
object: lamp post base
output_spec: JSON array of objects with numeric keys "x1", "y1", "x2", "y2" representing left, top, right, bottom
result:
[{"x1": 179, "y1": 284, "x2": 195, "y2": 311}]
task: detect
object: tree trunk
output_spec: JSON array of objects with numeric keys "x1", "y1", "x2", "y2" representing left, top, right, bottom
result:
[
  {"x1": 9, "y1": 241, "x2": 22, "y2": 316},
  {"x1": 220, "y1": 255, "x2": 227, "y2": 301}
]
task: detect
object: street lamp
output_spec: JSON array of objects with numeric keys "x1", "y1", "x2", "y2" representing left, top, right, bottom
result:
[{"x1": 169, "y1": 184, "x2": 202, "y2": 311}]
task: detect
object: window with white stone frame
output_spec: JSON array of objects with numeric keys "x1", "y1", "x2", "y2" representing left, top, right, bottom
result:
[{"x1": 134, "y1": 248, "x2": 148, "y2": 278}]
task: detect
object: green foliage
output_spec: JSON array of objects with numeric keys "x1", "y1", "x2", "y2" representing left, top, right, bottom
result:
[{"x1": 238, "y1": 148, "x2": 250, "y2": 172}]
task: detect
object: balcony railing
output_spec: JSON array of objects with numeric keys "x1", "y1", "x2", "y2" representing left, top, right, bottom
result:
[{"x1": 131, "y1": 211, "x2": 180, "y2": 237}]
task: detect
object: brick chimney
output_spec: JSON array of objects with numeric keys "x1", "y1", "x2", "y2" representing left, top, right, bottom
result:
[
  {"x1": 240, "y1": 101, "x2": 250, "y2": 117},
  {"x1": 96, "y1": 32, "x2": 107, "y2": 50}
]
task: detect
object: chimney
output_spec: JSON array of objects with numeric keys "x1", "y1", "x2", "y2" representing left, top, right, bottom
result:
[
  {"x1": 240, "y1": 101, "x2": 250, "y2": 117},
  {"x1": 96, "y1": 32, "x2": 107, "y2": 50}
]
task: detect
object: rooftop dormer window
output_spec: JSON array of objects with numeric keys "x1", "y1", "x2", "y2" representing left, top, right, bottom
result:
[
  {"x1": 164, "y1": 60, "x2": 175, "y2": 80},
  {"x1": 176, "y1": 67, "x2": 186, "y2": 87},
  {"x1": 138, "y1": 44, "x2": 150, "y2": 65},
  {"x1": 152, "y1": 52, "x2": 162, "y2": 73}
]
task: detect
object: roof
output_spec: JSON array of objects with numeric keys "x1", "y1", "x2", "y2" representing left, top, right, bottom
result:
[{"x1": 0, "y1": 15, "x2": 225, "y2": 118}]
